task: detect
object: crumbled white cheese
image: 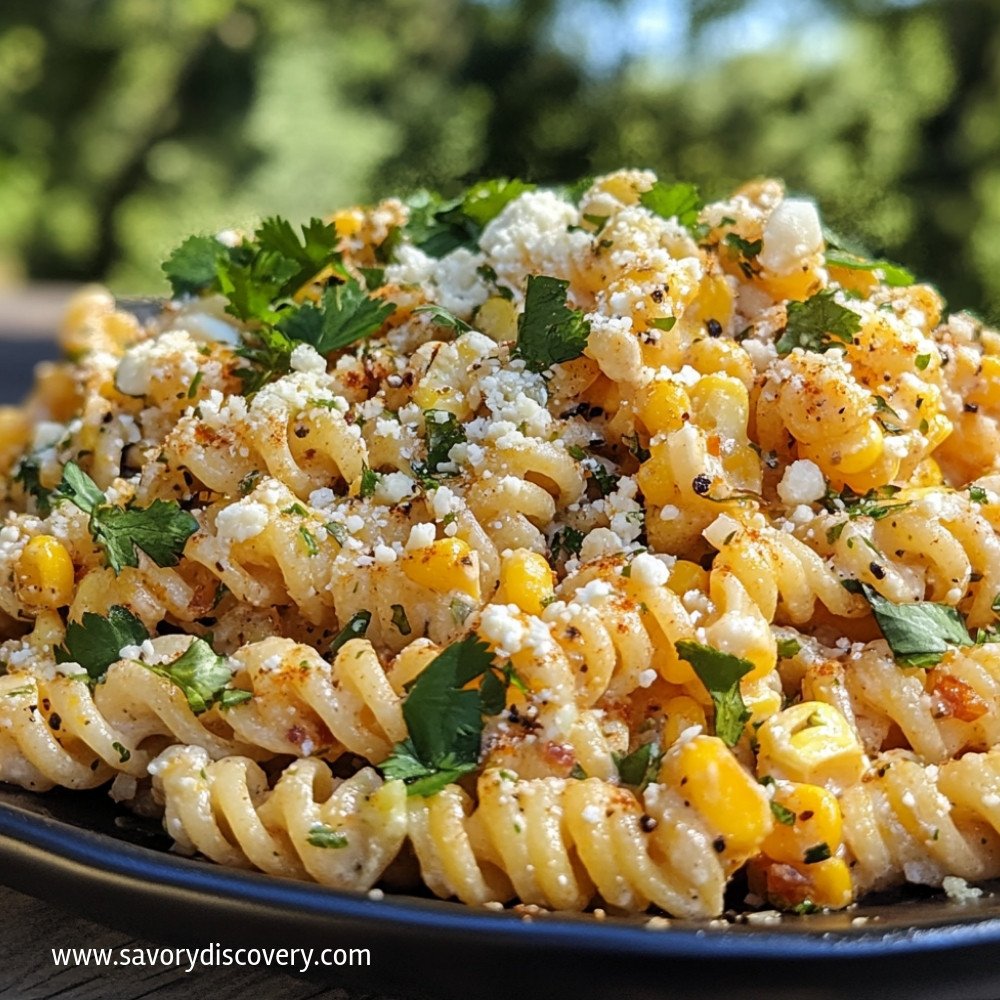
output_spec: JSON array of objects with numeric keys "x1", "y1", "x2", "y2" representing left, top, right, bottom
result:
[
  {"x1": 289, "y1": 343, "x2": 328, "y2": 374},
  {"x1": 216, "y1": 501, "x2": 270, "y2": 543},
  {"x1": 406, "y1": 523, "x2": 437, "y2": 551},
  {"x1": 777, "y1": 459, "x2": 826, "y2": 506}
]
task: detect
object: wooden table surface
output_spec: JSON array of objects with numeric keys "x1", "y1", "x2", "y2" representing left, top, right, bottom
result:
[{"x1": 0, "y1": 285, "x2": 397, "y2": 1000}]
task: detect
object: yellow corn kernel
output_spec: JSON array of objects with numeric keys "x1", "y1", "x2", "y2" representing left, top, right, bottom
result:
[
  {"x1": 806, "y1": 856, "x2": 853, "y2": 909},
  {"x1": 332, "y1": 207, "x2": 364, "y2": 239},
  {"x1": 742, "y1": 674, "x2": 783, "y2": 725},
  {"x1": 0, "y1": 407, "x2": 30, "y2": 477},
  {"x1": 660, "y1": 734, "x2": 772, "y2": 862},
  {"x1": 762, "y1": 781, "x2": 843, "y2": 866},
  {"x1": 907, "y1": 457, "x2": 944, "y2": 489},
  {"x1": 686, "y1": 273, "x2": 734, "y2": 329},
  {"x1": 635, "y1": 445, "x2": 675, "y2": 507},
  {"x1": 686, "y1": 337, "x2": 754, "y2": 389},
  {"x1": 496, "y1": 549, "x2": 554, "y2": 615},
  {"x1": 752, "y1": 855, "x2": 853, "y2": 911},
  {"x1": 402, "y1": 537, "x2": 480, "y2": 600},
  {"x1": 636, "y1": 380, "x2": 690, "y2": 435},
  {"x1": 661, "y1": 695, "x2": 707, "y2": 748},
  {"x1": 666, "y1": 560, "x2": 709, "y2": 597},
  {"x1": 757, "y1": 263, "x2": 824, "y2": 302},
  {"x1": 15, "y1": 535, "x2": 75, "y2": 609},
  {"x1": 475, "y1": 296, "x2": 518, "y2": 343},
  {"x1": 756, "y1": 701, "x2": 867, "y2": 793}
]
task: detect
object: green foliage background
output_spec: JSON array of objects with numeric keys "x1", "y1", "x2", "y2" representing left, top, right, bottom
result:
[{"x1": 1, "y1": 0, "x2": 999, "y2": 321}]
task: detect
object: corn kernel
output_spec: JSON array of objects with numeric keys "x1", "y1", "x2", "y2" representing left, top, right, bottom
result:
[
  {"x1": 496, "y1": 549, "x2": 554, "y2": 615},
  {"x1": 666, "y1": 560, "x2": 709, "y2": 597},
  {"x1": 661, "y1": 695, "x2": 707, "y2": 748},
  {"x1": 402, "y1": 537, "x2": 480, "y2": 600},
  {"x1": 762, "y1": 782, "x2": 843, "y2": 866},
  {"x1": 754, "y1": 855, "x2": 853, "y2": 911},
  {"x1": 636, "y1": 381, "x2": 690, "y2": 435},
  {"x1": 475, "y1": 296, "x2": 518, "y2": 343},
  {"x1": 686, "y1": 273, "x2": 734, "y2": 329},
  {"x1": 16, "y1": 535, "x2": 75, "y2": 609},
  {"x1": 0, "y1": 407, "x2": 30, "y2": 477},
  {"x1": 756, "y1": 701, "x2": 866, "y2": 794},
  {"x1": 635, "y1": 445, "x2": 675, "y2": 507},
  {"x1": 659, "y1": 734, "x2": 772, "y2": 861}
]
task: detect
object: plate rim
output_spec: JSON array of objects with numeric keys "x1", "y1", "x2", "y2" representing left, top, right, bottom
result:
[{"x1": 4, "y1": 791, "x2": 1000, "y2": 963}]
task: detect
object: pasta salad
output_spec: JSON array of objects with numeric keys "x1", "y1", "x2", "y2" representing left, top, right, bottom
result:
[{"x1": 2, "y1": 170, "x2": 1000, "y2": 918}]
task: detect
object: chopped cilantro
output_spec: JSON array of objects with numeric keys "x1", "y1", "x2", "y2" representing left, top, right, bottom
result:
[
  {"x1": 639, "y1": 181, "x2": 702, "y2": 231},
  {"x1": 550, "y1": 525, "x2": 584, "y2": 561},
  {"x1": 413, "y1": 304, "x2": 472, "y2": 334},
  {"x1": 329, "y1": 610, "x2": 372, "y2": 658},
  {"x1": 615, "y1": 742, "x2": 662, "y2": 791},
  {"x1": 513, "y1": 275, "x2": 590, "y2": 373},
  {"x1": 803, "y1": 842, "x2": 832, "y2": 864},
  {"x1": 186, "y1": 371, "x2": 204, "y2": 399},
  {"x1": 771, "y1": 801, "x2": 796, "y2": 826},
  {"x1": 381, "y1": 635, "x2": 506, "y2": 796},
  {"x1": 112, "y1": 741, "x2": 132, "y2": 764},
  {"x1": 55, "y1": 463, "x2": 198, "y2": 574},
  {"x1": 420, "y1": 410, "x2": 466, "y2": 476},
  {"x1": 450, "y1": 598, "x2": 473, "y2": 626},
  {"x1": 724, "y1": 233, "x2": 763, "y2": 259},
  {"x1": 325, "y1": 521, "x2": 348, "y2": 546},
  {"x1": 821, "y1": 484, "x2": 910, "y2": 523},
  {"x1": 776, "y1": 638, "x2": 802, "y2": 659},
  {"x1": 359, "y1": 465, "x2": 380, "y2": 499},
  {"x1": 391, "y1": 604, "x2": 412, "y2": 636},
  {"x1": 915, "y1": 353, "x2": 932, "y2": 371},
  {"x1": 674, "y1": 640, "x2": 753, "y2": 747},
  {"x1": 306, "y1": 824, "x2": 349, "y2": 849},
  {"x1": 162, "y1": 234, "x2": 231, "y2": 297},
  {"x1": 146, "y1": 637, "x2": 234, "y2": 714},
  {"x1": 970, "y1": 486, "x2": 990, "y2": 504},
  {"x1": 55, "y1": 605, "x2": 149, "y2": 681},
  {"x1": 299, "y1": 526, "x2": 319, "y2": 556},
  {"x1": 218, "y1": 688, "x2": 253, "y2": 709},
  {"x1": 775, "y1": 291, "x2": 862, "y2": 356},
  {"x1": 12, "y1": 454, "x2": 53, "y2": 516},
  {"x1": 825, "y1": 249, "x2": 914, "y2": 288},
  {"x1": 843, "y1": 580, "x2": 972, "y2": 667}
]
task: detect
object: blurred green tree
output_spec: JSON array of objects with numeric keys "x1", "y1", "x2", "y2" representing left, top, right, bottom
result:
[{"x1": 0, "y1": 0, "x2": 998, "y2": 322}]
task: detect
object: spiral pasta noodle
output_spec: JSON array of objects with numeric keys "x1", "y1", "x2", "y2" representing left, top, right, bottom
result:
[{"x1": 3, "y1": 169, "x2": 1000, "y2": 919}]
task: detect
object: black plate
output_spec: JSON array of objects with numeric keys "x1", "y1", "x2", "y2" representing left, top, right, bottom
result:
[{"x1": 2, "y1": 784, "x2": 1000, "y2": 1000}]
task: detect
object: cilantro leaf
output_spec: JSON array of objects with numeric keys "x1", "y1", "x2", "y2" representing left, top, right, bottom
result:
[
  {"x1": 803, "y1": 842, "x2": 832, "y2": 864},
  {"x1": 513, "y1": 275, "x2": 590, "y2": 373},
  {"x1": 148, "y1": 637, "x2": 233, "y2": 714},
  {"x1": 55, "y1": 461, "x2": 105, "y2": 512},
  {"x1": 254, "y1": 216, "x2": 344, "y2": 293},
  {"x1": 421, "y1": 409, "x2": 466, "y2": 475},
  {"x1": 13, "y1": 455, "x2": 53, "y2": 516},
  {"x1": 775, "y1": 291, "x2": 862, "y2": 356},
  {"x1": 413, "y1": 304, "x2": 472, "y2": 334},
  {"x1": 550, "y1": 526, "x2": 584, "y2": 561},
  {"x1": 640, "y1": 181, "x2": 703, "y2": 230},
  {"x1": 381, "y1": 635, "x2": 504, "y2": 796},
  {"x1": 217, "y1": 249, "x2": 300, "y2": 324},
  {"x1": 306, "y1": 823, "x2": 349, "y2": 849},
  {"x1": 162, "y1": 234, "x2": 231, "y2": 297},
  {"x1": 825, "y1": 249, "x2": 914, "y2": 288},
  {"x1": 615, "y1": 742, "x2": 662, "y2": 790},
  {"x1": 391, "y1": 604, "x2": 412, "y2": 636},
  {"x1": 235, "y1": 324, "x2": 296, "y2": 393},
  {"x1": 55, "y1": 462, "x2": 198, "y2": 573},
  {"x1": 359, "y1": 464, "x2": 380, "y2": 498},
  {"x1": 55, "y1": 605, "x2": 149, "y2": 681},
  {"x1": 460, "y1": 178, "x2": 535, "y2": 227},
  {"x1": 771, "y1": 801, "x2": 796, "y2": 826},
  {"x1": 842, "y1": 580, "x2": 972, "y2": 667},
  {"x1": 277, "y1": 278, "x2": 395, "y2": 355},
  {"x1": 674, "y1": 640, "x2": 753, "y2": 746},
  {"x1": 329, "y1": 610, "x2": 372, "y2": 658},
  {"x1": 776, "y1": 638, "x2": 802, "y2": 659}
]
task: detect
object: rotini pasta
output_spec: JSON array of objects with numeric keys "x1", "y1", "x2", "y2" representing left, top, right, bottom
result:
[{"x1": 2, "y1": 169, "x2": 1000, "y2": 920}]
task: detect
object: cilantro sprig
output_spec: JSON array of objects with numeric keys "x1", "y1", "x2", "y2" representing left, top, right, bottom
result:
[
  {"x1": 674, "y1": 640, "x2": 753, "y2": 746},
  {"x1": 513, "y1": 275, "x2": 590, "y2": 373},
  {"x1": 397, "y1": 179, "x2": 535, "y2": 259},
  {"x1": 55, "y1": 463, "x2": 197, "y2": 574},
  {"x1": 413, "y1": 410, "x2": 466, "y2": 483},
  {"x1": 146, "y1": 637, "x2": 238, "y2": 714},
  {"x1": 775, "y1": 291, "x2": 862, "y2": 356},
  {"x1": 162, "y1": 216, "x2": 395, "y2": 391},
  {"x1": 381, "y1": 635, "x2": 508, "y2": 796},
  {"x1": 55, "y1": 605, "x2": 149, "y2": 681},
  {"x1": 843, "y1": 580, "x2": 972, "y2": 667}
]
